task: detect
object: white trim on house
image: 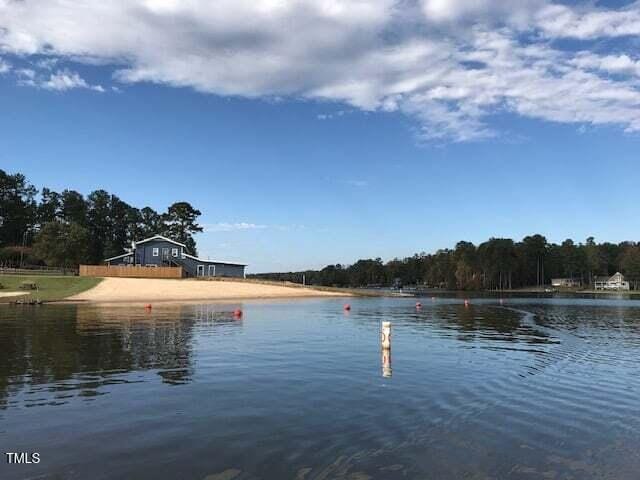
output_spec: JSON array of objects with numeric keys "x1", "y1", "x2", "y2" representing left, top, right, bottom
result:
[
  {"x1": 104, "y1": 252, "x2": 134, "y2": 262},
  {"x1": 135, "y1": 235, "x2": 187, "y2": 249},
  {"x1": 171, "y1": 248, "x2": 178, "y2": 257},
  {"x1": 183, "y1": 253, "x2": 247, "y2": 266},
  {"x1": 152, "y1": 248, "x2": 159, "y2": 257}
]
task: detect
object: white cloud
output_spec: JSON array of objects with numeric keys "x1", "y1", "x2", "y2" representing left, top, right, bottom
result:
[
  {"x1": 204, "y1": 222, "x2": 268, "y2": 232},
  {"x1": 317, "y1": 110, "x2": 349, "y2": 120},
  {"x1": 0, "y1": 57, "x2": 10, "y2": 73},
  {"x1": 35, "y1": 57, "x2": 58, "y2": 70},
  {"x1": 40, "y1": 69, "x2": 104, "y2": 92},
  {"x1": 570, "y1": 52, "x2": 640, "y2": 77},
  {"x1": 421, "y1": 0, "x2": 545, "y2": 25},
  {"x1": 536, "y1": 3, "x2": 640, "y2": 39},
  {"x1": 1, "y1": 1, "x2": 640, "y2": 140},
  {"x1": 13, "y1": 66, "x2": 104, "y2": 91}
]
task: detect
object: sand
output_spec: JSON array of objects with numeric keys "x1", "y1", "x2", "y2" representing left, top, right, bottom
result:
[
  {"x1": 69, "y1": 277, "x2": 349, "y2": 303},
  {"x1": 0, "y1": 292, "x2": 30, "y2": 298}
]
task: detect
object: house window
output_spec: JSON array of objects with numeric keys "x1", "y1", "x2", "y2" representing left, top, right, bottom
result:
[
  {"x1": 172, "y1": 248, "x2": 178, "y2": 257},
  {"x1": 152, "y1": 248, "x2": 159, "y2": 257},
  {"x1": 162, "y1": 248, "x2": 169, "y2": 258}
]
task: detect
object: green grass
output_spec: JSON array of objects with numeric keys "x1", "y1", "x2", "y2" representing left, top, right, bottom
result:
[{"x1": 0, "y1": 275, "x2": 102, "y2": 302}]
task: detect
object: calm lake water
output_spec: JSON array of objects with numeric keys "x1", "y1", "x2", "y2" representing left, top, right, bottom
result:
[{"x1": 1, "y1": 297, "x2": 639, "y2": 479}]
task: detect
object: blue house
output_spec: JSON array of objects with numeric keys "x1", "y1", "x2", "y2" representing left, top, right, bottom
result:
[{"x1": 104, "y1": 234, "x2": 247, "y2": 278}]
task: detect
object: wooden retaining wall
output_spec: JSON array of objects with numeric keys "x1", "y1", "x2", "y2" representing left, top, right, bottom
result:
[{"x1": 79, "y1": 265, "x2": 183, "y2": 279}]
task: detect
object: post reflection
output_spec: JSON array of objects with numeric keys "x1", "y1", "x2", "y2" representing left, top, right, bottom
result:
[{"x1": 381, "y1": 349, "x2": 392, "y2": 378}]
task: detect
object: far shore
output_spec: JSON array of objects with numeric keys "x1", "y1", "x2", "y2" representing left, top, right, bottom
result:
[
  {"x1": 67, "y1": 277, "x2": 353, "y2": 304},
  {"x1": 488, "y1": 287, "x2": 640, "y2": 296}
]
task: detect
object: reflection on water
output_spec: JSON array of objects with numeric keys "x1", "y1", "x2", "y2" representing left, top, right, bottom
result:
[
  {"x1": 0, "y1": 304, "x2": 243, "y2": 408},
  {"x1": 1, "y1": 297, "x2": 639, "y2": 479}
]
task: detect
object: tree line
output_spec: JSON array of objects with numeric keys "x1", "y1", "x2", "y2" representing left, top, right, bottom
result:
[
  {"x1": 252, "y1": 235, "x2": 640, "y2": 290},
  {"x1": 0, "y1": 169, "x2": 203, "y2": 268}
]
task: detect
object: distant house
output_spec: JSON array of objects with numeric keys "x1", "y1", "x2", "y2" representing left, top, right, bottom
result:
[
  {"x1": 104, "y1": 234, "x2": 246, "y2": 278},
  {"x1": 551, "y1": 277, "x2": 582, "y2": 288},
  {"x1": 594, "y1": 272, "x2": 630, "y2": 291}
]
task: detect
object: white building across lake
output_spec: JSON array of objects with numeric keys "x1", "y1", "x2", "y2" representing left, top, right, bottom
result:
[{"x1": 594, "y1": 272, "x2": 630, "y2": 291}]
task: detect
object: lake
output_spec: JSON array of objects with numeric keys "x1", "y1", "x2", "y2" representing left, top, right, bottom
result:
[{"x1": 1, "y1": 297, "x2": 639, "y2": 479}]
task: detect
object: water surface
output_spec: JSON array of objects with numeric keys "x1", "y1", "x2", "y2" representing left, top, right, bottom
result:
[{"x1": 1, "y1": 297, "x2": 639, "y2": 479}]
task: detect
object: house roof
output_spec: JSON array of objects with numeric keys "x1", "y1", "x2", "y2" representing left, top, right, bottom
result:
[
  {"x1": 183, "y1": 253, "x2": 248, "y2": 266},
  {"x1": 135, "y1": 234, "x2": 187, "y2": 249},
  {"x1": 594, "y1": 272, "x2": 625, "y2": 282},
  {"x1": 103, "y1": 234, "x2": 247, "y2": 266},
  {"x1": 104, "y1": 252, "x2": 134, "y2": 262}
]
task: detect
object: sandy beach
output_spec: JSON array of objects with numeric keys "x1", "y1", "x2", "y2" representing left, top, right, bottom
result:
[
  {"x1": 0, "y1": 291, "x2": 30, "y2": 298},
  {"x1": 69, "y1": 277, "x2": 349, "y2": 303}
]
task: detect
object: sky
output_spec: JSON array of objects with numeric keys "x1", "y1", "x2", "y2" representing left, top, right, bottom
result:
[{"x1": 1, "y1": 0, "x2": 640, "y2": 272}]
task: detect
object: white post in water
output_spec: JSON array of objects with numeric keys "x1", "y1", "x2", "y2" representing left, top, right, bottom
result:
[{"x1": 381, "y1": 321, "x2": 391, "y2": 350}]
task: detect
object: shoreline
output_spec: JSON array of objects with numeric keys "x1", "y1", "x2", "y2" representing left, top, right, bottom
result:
[
  {"x1": 5, "y1": 275, "x2": 637, "y2": 305},
  {"x1": 55, "y1": 296, "x2": 347, "y2": 307},
  {"x1": 66, "y1": 277, "x2": 353, "y2": 304}
]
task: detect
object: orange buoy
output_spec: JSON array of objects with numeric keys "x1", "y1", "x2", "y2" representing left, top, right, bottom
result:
[
  {"x1": 145, "y1": 304, "x2": 152, "y2": 310},
  {"x1": 343, "y1": 304, "x2": 351, "y2": 311},
  {"x1": 233, "y1": 308, "x2": 243, "y2": 317}
]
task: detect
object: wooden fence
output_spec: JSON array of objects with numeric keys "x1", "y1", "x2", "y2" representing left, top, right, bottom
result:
[
  {"x1": 0, "y1": 267, "x2": 78, "y2": 276},
  {"x1": 79, "y1": 265, "x2": 183, "y2": 279}
]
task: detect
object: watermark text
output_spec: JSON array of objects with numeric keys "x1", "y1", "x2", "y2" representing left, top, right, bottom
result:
[{"x1": 5, "y1": 452, "x2": 40, "y2": 464}]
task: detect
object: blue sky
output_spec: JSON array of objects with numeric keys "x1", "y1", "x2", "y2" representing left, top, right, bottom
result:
[{"x1": 1, "y1": 1, "x2": 640, "y2": 272}]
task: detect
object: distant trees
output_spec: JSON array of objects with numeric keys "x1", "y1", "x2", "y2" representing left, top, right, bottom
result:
[
  {"x1": 520, "y1": 234, "x2": 547, "y2": 288},
  {"x1": 38, "y1": 188, "x2": 61, "y2": 225},
  {"x1": 60, "y1": 189, "x2": 88, "y2": 225},
  {"x1": 254, "y1": 235, "x2": 640, "y2": 291},
  {"x1": 139, "y1": 207, "x2": 166, "y2": 238},
  {"x1": 164, "y1": 202, "x2": 203, "y2": 254},
  {"x1": 86, "y1": 189, "x2": 111, "y2": 262},
  {"x1": 0, "y1": 170, "x2": 203, "y2": 268},
  {"x1": 33, "y1": 222, "x2": 89, "y2": 268},
  {"x1": 620, "y1": 245, "x2": 640, "y2": 290},
  {"x1": 454, "y1": 241, "x2": 479, "y2": 290},
  {"x1": 0, "y1": 170, "x2": 37, "y2": 246}
]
